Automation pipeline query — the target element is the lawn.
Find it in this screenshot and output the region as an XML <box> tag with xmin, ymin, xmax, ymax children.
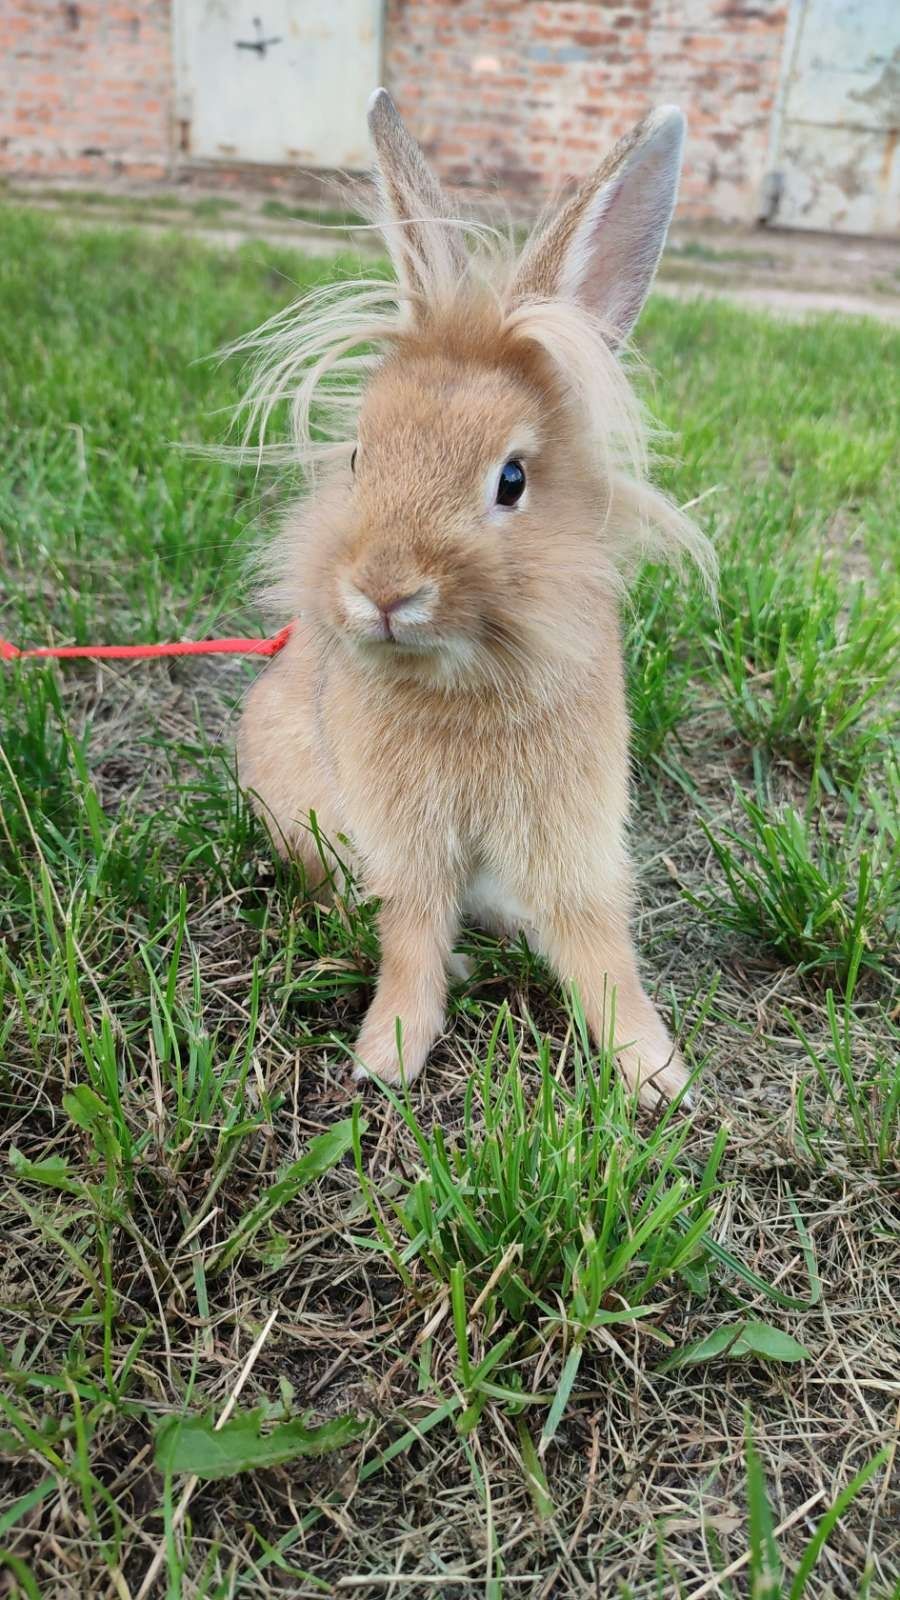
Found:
<box><xmin>0</xmin><ymin>205</ymin><xmax>898</xmax><ymax>1599</ymax></box>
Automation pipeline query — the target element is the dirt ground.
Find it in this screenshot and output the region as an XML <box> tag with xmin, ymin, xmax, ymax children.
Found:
<box><xmin>7</xmin><ymin>173</ymin><xmax>900</xmax><ymax>325</ymax></box>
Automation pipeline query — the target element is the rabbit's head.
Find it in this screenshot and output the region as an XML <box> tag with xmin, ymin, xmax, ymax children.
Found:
<box><xmin>242</xmin><ymin>91</ymin><xmax>712</xmax><ymax>687</ymax></box>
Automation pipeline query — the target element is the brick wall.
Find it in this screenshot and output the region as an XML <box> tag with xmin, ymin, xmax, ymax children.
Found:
<box><xmin>0</xmin><ymin>0</ymin><xmax>789</xmax><ymax>224</ymax></box>
<box><xmin>0</xmin><ymin>1</ymin><xmax>172</xmax><ymax>180</ymax></box>
<box><xmin>385</xmin><ymin>0</ymin><xmax>789</xmax><ymax>223</ymax></box>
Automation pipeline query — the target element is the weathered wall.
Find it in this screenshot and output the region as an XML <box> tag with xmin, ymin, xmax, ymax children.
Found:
<box><xmin>1</xmin><ymin>0</ymin><xmax>789</xmax><ymax>224</ymax></box>
<box><xmin>0</xmin><ymin>2</ymin><xmax>172</xmax><ymax>180</ymax></box>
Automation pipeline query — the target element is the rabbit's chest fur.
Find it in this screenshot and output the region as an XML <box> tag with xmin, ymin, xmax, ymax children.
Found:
<box><xmin>322</xmin><ymin>647</ymin><xmax>630</xmax><ymax>912</ymax></box>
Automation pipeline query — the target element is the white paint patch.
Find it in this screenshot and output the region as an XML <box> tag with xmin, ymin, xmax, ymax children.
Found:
<box><xmin>173</xmin><ymin>1</ymin><xmax>382</xmax><ymax>169</ymax></box>
<box><xmin>771</xmin><ymin>0</ymin><xmax>900</xmax><ymax>236</ymax></box>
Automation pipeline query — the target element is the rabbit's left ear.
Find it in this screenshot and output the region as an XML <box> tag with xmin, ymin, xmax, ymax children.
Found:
<box><xmin>511</xmin><ymin>108</ymin><xmax>685</xmax><ymax>344</ymax></box>
<box><xmin>368</xmin><ymin>88</ymin><xmax>467</xmax><ymax>302</ymax></box>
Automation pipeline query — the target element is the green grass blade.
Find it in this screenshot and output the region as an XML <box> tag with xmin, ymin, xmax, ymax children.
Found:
<box><xmin>788</xmin><ymin>1447</ymin><xmax>889</xmax><ymax>1600</ymax></box>
<box><xmin>539</xmin><ymin>1345</ymin><xmax>582</xmax><ymax>1457</ymax></box>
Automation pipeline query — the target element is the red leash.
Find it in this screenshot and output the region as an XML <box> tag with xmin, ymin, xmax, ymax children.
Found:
<box><xmin>0</xmin><ymin>623</ymin><xmax>293</xmax><ymax>663</ymax></box>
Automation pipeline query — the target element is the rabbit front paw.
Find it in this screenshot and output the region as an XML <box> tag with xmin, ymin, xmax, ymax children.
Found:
<box><xmin>352</xmin><ymin>1006</ymin><xmax>437</xmax><ymax>1087</ymax></box>
<box><xmin>617</xmin><ymin>1039</ymin><xmax>693</xmax><ymax>1110</ymax></box>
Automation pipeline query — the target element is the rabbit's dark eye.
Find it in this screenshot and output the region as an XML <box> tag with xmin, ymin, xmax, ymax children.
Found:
<box><xmin>350</xmin><ymin>447</ymin><xmax>358</xmax><ymax>473</ymax></box>
<box><xmin>496</xmin><ymin>459</ymin><xmax>526</xmax><ymax>507</ymax></box>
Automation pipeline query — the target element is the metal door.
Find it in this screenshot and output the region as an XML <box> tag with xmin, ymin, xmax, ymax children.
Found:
<box><xmin>173</xmin><ymin>1</ymin><xmax>383</xmax><ymax>169</ymax></box>
<box><xmin>770</xmin><ymin>0</ymin><xmax>899</xmax><ymax>235</ymax></box>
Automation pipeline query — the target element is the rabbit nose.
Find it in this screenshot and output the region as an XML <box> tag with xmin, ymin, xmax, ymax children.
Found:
<box><xmin>379</xmin><ymin>586</ymin><xmax>431</xmax><ymax>618</ymax></box>
<box><xmin>341</xmin><ymin>578</ymin><xmax>438</xmax><ymax>639</ymax></box>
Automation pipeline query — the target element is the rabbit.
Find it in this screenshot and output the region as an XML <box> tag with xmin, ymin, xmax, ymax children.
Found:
<box><xmin>236</xmin><ymin>89</ymin><xmax>713</xmax><ymax>1106</ymax></box>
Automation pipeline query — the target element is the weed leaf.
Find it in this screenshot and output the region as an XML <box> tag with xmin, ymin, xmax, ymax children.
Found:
<box><xmin>739</xmin><ymin>1321</ymin><xmax>809</xmax><ymax>1363</ymax></box>
<box><xmin>155</xmin><ymin>1407</ymin><xmax>366</xmax><ymax>1480</ymax></box>
<box><xmin>660</xmin><ymin>1320</ymin><xmax>809</xmax><ymax>1371</ymax></box>
<box><xmin>209</xmin><ymin>1117</ymin><xmax>361</xmax><ymax>1275</ymax></box>
<box><xmin>8</xmin><ymin>1149</ymin><xmax>81</xmax><ymax>1195</ymax></box>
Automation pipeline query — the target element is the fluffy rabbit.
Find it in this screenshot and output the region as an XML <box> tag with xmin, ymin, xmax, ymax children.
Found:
<box><xmin>236</xmin><ymin>89</ymin><xmax>712</xmax><ymax>1105</ymax></box>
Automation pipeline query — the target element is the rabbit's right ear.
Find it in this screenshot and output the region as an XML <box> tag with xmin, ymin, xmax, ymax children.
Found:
<box><xmin>368</xmin><ymin>88</ymin><xmax>467</xmax><ymax>304</ymax></box>
<box><xmin>510</xmin><ymin>108</ymin><xmax>685</xmax><ymax>345</ymax></box>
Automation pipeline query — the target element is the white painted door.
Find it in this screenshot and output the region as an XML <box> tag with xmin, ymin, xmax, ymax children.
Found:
<box><xmin>173</xmin><ymin>1</ymin><xmax>382</xmax><ymax>169</ymax></box>
<box><xmin>771</xmin><ymin>0</ymin><xmax>900</xmax><ymax>235</ymax></box>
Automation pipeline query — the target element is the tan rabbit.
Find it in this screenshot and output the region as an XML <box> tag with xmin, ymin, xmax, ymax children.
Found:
<box><xmin>236</xmin><ymin>89</ymin><xmax>713</xmax><ymax>1105</ymax></box>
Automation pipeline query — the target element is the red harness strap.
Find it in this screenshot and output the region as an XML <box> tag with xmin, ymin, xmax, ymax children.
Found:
<box><xmin>0</xmin><ymin>623</ymin><xmax>294</xmax><ymax>663</ymax></box>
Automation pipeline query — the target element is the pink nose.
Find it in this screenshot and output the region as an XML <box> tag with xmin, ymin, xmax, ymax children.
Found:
<box><xmin>378</xmin><ymin>591</ymin><xmax>420</xmax><ymax>618</ymax></box>
<box><xmin>357</xmin><ymin>582</ymin><xmax>435</xmax><ymax>621</ymax></box>
<box><xmin>342</xmin><ymin>578</ymin><xmax>437</xmax><ymax>639</ymax></box>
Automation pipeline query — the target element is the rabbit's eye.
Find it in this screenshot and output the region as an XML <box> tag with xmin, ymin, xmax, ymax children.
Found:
<box><xmin>350</xmin><ymin>447</ymin><xmax>358</xmax><ymax>473</ymax></box>
<box><xmin>496</xmin><ymin>459</ymin><xmax>526</xmax><ymax>507</ymax></box>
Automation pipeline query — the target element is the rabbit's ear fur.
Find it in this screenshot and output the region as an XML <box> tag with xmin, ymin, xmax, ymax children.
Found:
<box><xmin>367</xmin><ymin>87</ymin><xmax>467</xmax><ymax>302</ymax></box>
<box><xmin>511</xmin><ymin>108</ymin><xmax>685</xmax><ymax>344</ymax></box>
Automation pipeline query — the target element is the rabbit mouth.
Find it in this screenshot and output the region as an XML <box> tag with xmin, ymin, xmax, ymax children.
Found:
<box><xmin>355</xmin><ymin>631</ymin><xmax>434</xmax><ymax>654</ymax></box>
<box><xmin>344</xmin><ymin>625</ymin><xmax>481</xmax><ymax>685</ymax></box>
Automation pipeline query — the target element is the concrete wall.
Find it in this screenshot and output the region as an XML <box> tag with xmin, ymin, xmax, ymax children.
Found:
<box><xmin>1</xmin><ymin>0</ymin><xmax>790</xmax><ymax>224</ymax></box>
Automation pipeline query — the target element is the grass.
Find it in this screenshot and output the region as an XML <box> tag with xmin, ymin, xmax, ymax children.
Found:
<box><xmin>353</xmin><ymin>1010</ymin><xmax>730</xmax><ymax>1452</ymax></box>
<box><xmin>691</xmin><ymin>777</ymin><xmax>898</xmax><ymax>982</ymax></box>
<box><xmin>0</xmin><ymin>204</ymin><xmax>898</xmax><ymax>1596</ymax></box>
<box><xmin>8</xmin><ymin>185</ymin><xmax>245</xmax><ymax>229</ymax></box>
<box><xmin>259</xmin><ymin>198</ymin><xmax>369</xmax><ymax>229</ymax></box>
<box><xmin>13</xmin><ymin>183</ymin><xmax>369</xmax><ymax>233</ymax></box>
<box><xmin>664</xmin><ymin>238</ymin><xmax>779</xmax><ymax>268</ymax></box>
<box><xmin>710</xmin><ymin>561</ymin><xmax>898</xmax><ymax>782</ymax></box>
<box><xmin>787</xmin><ymin>969</ymin><xmax>900</xmax><ymax>1176</ymax></box>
